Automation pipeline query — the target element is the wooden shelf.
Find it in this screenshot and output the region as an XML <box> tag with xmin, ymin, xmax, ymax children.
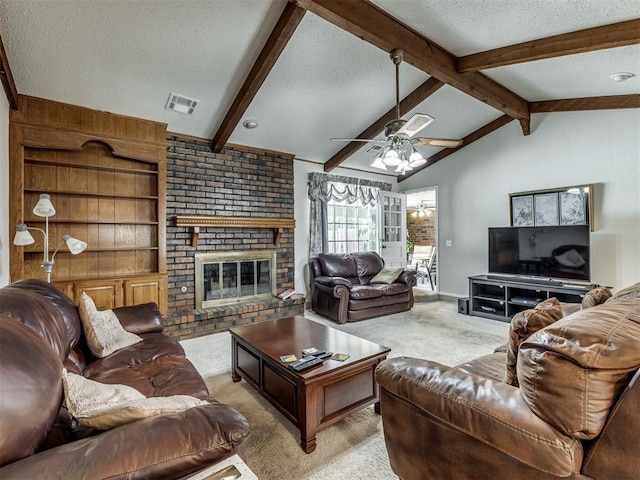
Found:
<box><xmin>25</xmin><ymin>158</ymin><xmax>158</xmax><ymax>175</ymax></box>
<box><xmin>24</xmin><ymin>246</ymin><xmax>158</xmax><ymax>254</ymax></box>
<box><xmin>23</xmin><ymin>220</ymin><xmax>159</xmax><ymax>225</ymax></box>
<box><xmin>175</xmin><ymin>215</ymin><xmax>295</xmax><ymax>247</ymax></box>
<box><xmin>24</xmin><ymin>188</ymin><xmax>158</xmax><ymax>200</ymax></box>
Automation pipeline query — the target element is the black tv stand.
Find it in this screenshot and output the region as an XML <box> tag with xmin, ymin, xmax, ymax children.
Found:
<box><xmin>469</xmin><ymin>275</ymin><xmax>595</xmax><ymax>322</ymax></box>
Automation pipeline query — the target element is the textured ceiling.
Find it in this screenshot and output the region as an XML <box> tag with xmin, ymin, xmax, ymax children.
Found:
<box><xmin>1</xmin><ymin>0</ymin><xmax>638</xmax><ymax>177</ymax></box>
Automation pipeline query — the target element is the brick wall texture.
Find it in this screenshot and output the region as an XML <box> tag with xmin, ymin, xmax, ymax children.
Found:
<box><xmin>165</xmin><ymin>136</ymin><xmax>302</xmax><ymax>340</ymax></box>
<box><xmin>407</xmin><ymin>211</ymin><xmax>437</xmax><ymax>246</ymax></box>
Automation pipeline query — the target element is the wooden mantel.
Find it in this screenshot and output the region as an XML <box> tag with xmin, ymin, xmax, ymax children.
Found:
<box><xmin>175</xmin><ymin>215</ymin><xmax>296</xmax><ymax>247</ymax></box>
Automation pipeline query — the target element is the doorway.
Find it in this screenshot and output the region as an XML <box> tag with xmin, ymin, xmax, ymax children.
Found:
<box><xmin>405</xmin><ymin>187</ymin><xmax>438</xmax><ymax>294</ymax></box>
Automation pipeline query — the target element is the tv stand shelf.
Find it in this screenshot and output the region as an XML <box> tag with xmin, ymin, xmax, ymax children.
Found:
<box><xmin>469</xmin><ymin>275</ymin><xmax>595</xmax><ymax>322</ymax></box>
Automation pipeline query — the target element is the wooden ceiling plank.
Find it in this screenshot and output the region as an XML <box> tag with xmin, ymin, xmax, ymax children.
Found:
<box><xmin>324</xmin><ymin>77</ymin><xmax>444</xmax><ymax>172</ymax></box>
<box><xmin>458</xmin><ymin>19</ymin><xmax>640</xmax><ymax>73</ymax></box>
<box><xmin>211</xmin><ymin>3</ymin><xmax>305</xmax><ymax>153</ymax></box>
<box><xmin>0</xmin><ymin>35</ymin><xmax>19</xmax><ymax>109</ymax></box>
<box><xmin>399</xmin><ymin>115</ymin><xmax>514</xmax><ymax>182</ymax></box>
<box><xmin>290</xmin><ymin>0</ymin><xmax>529</xmax><ymax>122</ymax></box>
<box><xmin>530</xmin><ymin>94</ymin><xmax>640</xmax><ymax>113</ymax></box>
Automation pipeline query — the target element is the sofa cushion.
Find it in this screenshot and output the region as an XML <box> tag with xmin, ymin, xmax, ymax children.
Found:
<box><xmin>582</xmin><ymin>286</ymin><xmax>613</xmax><ymax>309</ymax></box>
<box><xmin>0</xmin><ymin>287</ymin><xmax>70</xmax><ymax>360</ymax></box>
<box><xmin>349</xmin><ymin>290</ymin><xmax>411</xmax><ymax>311</ymax></box>
<box><xmin>377</xmin><ymin>282</ymin><xmax>410</xmax><ymax>296</ymax></box>
<box><xmin>517</xmin><ymin>299</ymin><xmax>640</xmax><ymax>439</ymax></box>
<box><xmin>505</xmin><ymin>297</ymin><xmax>563</xmax><ymax>386</ymax></box>
<box><xmin>370</xmin><ymin>267</ymin><xmax>403</xmax><ymax>284</ymax></box>
<box><xmin>608</xmin><ymin>282</ymin><xmax>640</xmax><ymax>301</ymax></box>
<box><xmin>9</xmin><ymin>279</ymin><xmax>84</xmax><ymax>350</ymax></box>
<box><xmin>349</xmin><ymin>285</ymin><xmax>384</xmax><ymax>300</ymax></box>
<box><xmin>0</xmin><ymin>317</ymin><xmax>63</xmax><ymax>467</ymax></box>
<box><xmin>317</xmin><ymin>253</ymin><xmax>357</xmax><ymax>278</ymax></box>
<box><xmin>62</xmin><ymin>370</ymin><xmax>207</xmax><ymax>430</ymax></box>
<box><xmin>78</xmin><ymin>293</ymin><xmax>142</xmax><ymax>358</ymax></box>
<box><xmin>352</xmin><ymin>251</ymin><xmax>384</xmax><ymax>284</ymax></box>
<box><xmin>113</xmin><ymin>303</ymin><xmax>164</xmax><ymax>335</ymax></box>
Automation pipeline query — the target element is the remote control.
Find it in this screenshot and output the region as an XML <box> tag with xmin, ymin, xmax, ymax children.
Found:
<box><xmin>288</xmin><ymin>356</ymin><xmax>317</xmax><ymax>369</ymax></box>
<box><xmin>316</xmin><ymin>351</ymin><xmax>333</xmax><ymax>359</ymax></box>
<box><xmin>290</xmin><ymin>356</ymin><xmax>323</xmax><ymax>372</ymax></box>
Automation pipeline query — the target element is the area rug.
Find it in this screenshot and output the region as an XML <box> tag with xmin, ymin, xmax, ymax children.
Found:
<box><xmin>181</xmin><ymin>299</ymin><xmax>509</xmax><ymax>480</ymax></box>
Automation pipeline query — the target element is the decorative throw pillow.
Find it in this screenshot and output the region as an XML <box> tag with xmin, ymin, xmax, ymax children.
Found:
<box><xmin>78</xmin><ymin>292</ymin><xmax>142</xmax><ymax>358</ymax></box>
<box><xmin>61</xmin><ymin>369</ymin><xmax>208</xmax><ymax>430</ymax></box>
<box><xmin>582</xmin><ymin>286</ymin><xmax>613</xmax><ymax>309</ymax></box>
<box><xmin>505</xmin><ymin>297</ymin><xmax>563</xmax><ymax>387</ymax></box>
<box><xmin>370</xmin><ymin>267</ymin><xmax>403</xmax><ymax>284</ymax></box>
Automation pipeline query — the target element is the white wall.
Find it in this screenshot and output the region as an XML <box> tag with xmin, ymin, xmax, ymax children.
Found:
<box><xmin>0</xmin><ymin>93</ymin><xmax>9</xmax><ymax>287</ymax></box>
<box><xmin>293</xmin><ymin>161</ymin><xmax>398</xmax><ymax>296</ymax></box>
<box><xmin>400</xmin><ymin>109</ymin><xmax>640</xmax><ymax>295</ymax></box>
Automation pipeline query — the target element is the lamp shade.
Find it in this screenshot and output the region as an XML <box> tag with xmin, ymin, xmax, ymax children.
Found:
<box><xmin>409</xmin><ymin>151</ymin><xmax>427</xmax><ymax>167</ymax></box>
<box><xmin>33</xmin><ymin>193</ymin><xmax>56</xmax><ymax>217</ymax></box>
<box><xmin>371</xmin><ymin>157</ymin><xmax>388</xmax><ymax>170</ymax></box>
<box><xmin>62</xmin><ymin>234</ymin><xmax>88</xmax><ymax>255</ymax></box>
<box><xmin>13</xmin><ymin>224</ymin><xmax>35</xmax><ymax>246</ymax></box>
<box><xmin>382</xmin><ymin>148</ymin><xmax>400</xmax><ymax>166</ymax></box>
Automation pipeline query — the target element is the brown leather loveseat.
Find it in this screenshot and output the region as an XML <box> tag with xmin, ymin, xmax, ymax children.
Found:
<box><xmin>310</xmin><ymin>251</ymin><xmax>416</xmax><ymax>323</ymax></box>
<box><xmin>376</xmin><ymin>282</ymin><xmax>640</xmax><ymax>479</ymax></box>
<box><xmin>0</xmin><ymin>279</ymin><xmax>250</xmax><ymax>479</ymax></box>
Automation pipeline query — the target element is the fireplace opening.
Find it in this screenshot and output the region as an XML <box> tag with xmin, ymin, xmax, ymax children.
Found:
<box><xmin>195</xmin><ymin>250</ymin><xmax>277</xmax><ymax>308</ymax></box>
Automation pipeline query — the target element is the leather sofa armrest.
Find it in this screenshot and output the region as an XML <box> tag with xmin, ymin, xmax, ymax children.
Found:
<box><xmin>0</xmin><ymin>402</ymin><xmax>250</xmax><ymax>479</ymax></box>
<box><xmin>113</xmin><ymin>302</ymin><xmax>164</xmax><ymax>334</ymax></box>
<box><xmin>376</xmin><ymin>357</ymin><xmax>583</xmax><ymax>477</ymax></box>
<box><xmin>395</xmin><ymin>270</ymin><xmax>417</xmax><ymax>287</ymax></box>
<box><xmin>314</xmin><ymin>276</ymin><xmax>353</xmax><ymax>289</ymax></box>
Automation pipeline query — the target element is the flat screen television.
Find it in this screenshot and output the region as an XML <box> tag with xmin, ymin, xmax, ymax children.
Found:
<box><xmin>488</xmin><ymin>225</ymin><xmax>590</xmax><ymax>282</ymax></box>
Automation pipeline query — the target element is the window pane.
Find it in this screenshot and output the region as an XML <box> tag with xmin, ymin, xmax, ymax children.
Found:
<box><xmin>222</xmin><ymin>262</ymin><xmax>238</xmax><ymax>298</ymax></box>
<box><xmin>204</xmin><ymin>263</ymin><xmax>220</xmax><ymax>300</ymax></box>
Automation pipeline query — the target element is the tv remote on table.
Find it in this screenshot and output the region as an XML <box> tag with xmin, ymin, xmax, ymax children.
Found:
<box><xmin>289</xmin><ymin>356</ymin><xmax>323</xmax><ymax>372</ymax></box>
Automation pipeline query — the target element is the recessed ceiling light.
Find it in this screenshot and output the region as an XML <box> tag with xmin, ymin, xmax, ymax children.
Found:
<box><xmin>243</xmin><ymin>119</ymin><xmax>259</xmax><ymax>129</ymax></box>
<box><xmin>610</xmin><ymin>72</ymin><xmax>635</xmax><ymax>82</ymax></box>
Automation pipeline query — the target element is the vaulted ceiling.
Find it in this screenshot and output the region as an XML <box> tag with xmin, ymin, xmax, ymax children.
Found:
<box><xmin>1</xmin><ymin>0</ymin><xmax>639</xmax><ymax>182</ymax></box>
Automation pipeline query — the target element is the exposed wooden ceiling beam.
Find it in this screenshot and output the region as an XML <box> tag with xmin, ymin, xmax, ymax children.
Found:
<box><xmin>530</xmin><ymin>94</ymin><xmax>640</xmax><ymax>113</ymax></box>
<box><xmin>0</xmin><ymin>35</ymin><xmax>19</xmax><ymax>109</ymax></box>
<box><xmin>399</xmin><ymin>115</ymin><xmax>514</xmax><ymax>182</ymax></box>
<box><xmin>290</xmin><ymin>0</ymin><xmax>530</xmax><ymax>126</ymax></box>
<box><xmin>211</xmin><ymin>3</ymin><xmax>305</xmax><ymax>153</ymax></box>
<box><xmin>458</xmin><ymin>19</ymin><xmax>640</xmax><ymax>73</ymax></box>
<box><xmin>324</xmin><ymin>77</ymin><xmax>444</xmax><ymax>172</ymax></box>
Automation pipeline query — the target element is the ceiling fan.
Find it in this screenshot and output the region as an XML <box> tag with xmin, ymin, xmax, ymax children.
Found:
<box><xmin>331</xmin><ymin>49</ymin><xmax>462</xmax><ymax>174</ymax></box>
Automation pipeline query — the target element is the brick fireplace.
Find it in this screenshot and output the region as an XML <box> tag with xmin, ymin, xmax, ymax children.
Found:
<box><xmin>164</xmin><ymin>136</ymin><xmax>303</xmax><ymax>340</ymax></box>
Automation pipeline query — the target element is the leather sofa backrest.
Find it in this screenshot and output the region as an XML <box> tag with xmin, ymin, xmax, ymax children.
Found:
<box><xmin>352</xmin><ymin>252</ymin><xmax>384</xmax><ymax>284</ymax></box>
<box><xmin>0</xmin><ymin>286</ymin><xmax>70</xmax><ymax>361</ymax></box>
<box><xmin>517</xmin><ymin>298</ymin><xmax>640</xmax><ymax>439</ymax></box>
<box><xmin>9</xmin><ymin>279</ymin><xmax>84</xmax><ymax>350</ymax></box>
<box><xmin>0</xmin><ymin>316</ymin><xmax>63</xmax><ymax>467</ymax></box>
<box><xmin>317</xmin><ymin>253</ymin><xmax>358</xmax><ymax>280</ymax></box>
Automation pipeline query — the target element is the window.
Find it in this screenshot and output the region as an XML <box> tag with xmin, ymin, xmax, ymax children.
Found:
<box><xmin>325</xmin><ymin>198</ymin><xmax>377</xmax><ymax>254</ymax></box>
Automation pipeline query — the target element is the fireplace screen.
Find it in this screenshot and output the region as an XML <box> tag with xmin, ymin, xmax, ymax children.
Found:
<box><xmin>195</xmin><ymin>251</ymin><xmax>276</xmax><ymax>308</ymax></box>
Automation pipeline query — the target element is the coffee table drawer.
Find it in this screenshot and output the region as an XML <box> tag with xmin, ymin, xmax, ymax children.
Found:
<box><xmin>323</xmin><ymin>367</ymin><xmax>375</xmax><ymax>418</ymax></box>
<box><xmin>237</xmin><ymin>344</ymin><xmax>260</xmax><ymax>385</ymax></box>
<box><xmin>264</xmin><ymin>363</ymin><xmax>297</xmax><ymax>419</ymax></box>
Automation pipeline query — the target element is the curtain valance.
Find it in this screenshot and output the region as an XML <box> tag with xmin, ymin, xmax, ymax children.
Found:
<box><xmin>307</xmin><ymin>172</ymin><xmax>391</xmax><ymax>207</ymax></box>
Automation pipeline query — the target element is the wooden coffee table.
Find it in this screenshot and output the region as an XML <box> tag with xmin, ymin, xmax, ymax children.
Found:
<box><xmin>229</xmin><ymin>316</ymin><xmax>390</xmax><ymax>453</ymax></box>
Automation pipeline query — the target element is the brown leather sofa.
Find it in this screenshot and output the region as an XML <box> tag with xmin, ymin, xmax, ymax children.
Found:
<box><xmin>376</xmin><ymin>283</ymin><xmax>640</xmax><ymax>479</ymax></box>
<box><xmin>0</xmin><ymin>279</ymin><xmax>250</xmax><ymax>479</ymax></box>
<box><xmin>310</xmin><ymin>252</ymin><xmax>416</xmax><ymax>323</ymax></box>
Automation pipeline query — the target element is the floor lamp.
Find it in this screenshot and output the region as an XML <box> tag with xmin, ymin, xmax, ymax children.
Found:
<box><xmin>13</xmin><ymin>193</ymin><xmax>88</xmax><ymax>283</ymax></box>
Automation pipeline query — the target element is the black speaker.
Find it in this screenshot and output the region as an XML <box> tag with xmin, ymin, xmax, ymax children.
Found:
<box><xmin>458</xmin><ymin>297</ymin><xmax>469</xmax><ymax>315</ymax></box>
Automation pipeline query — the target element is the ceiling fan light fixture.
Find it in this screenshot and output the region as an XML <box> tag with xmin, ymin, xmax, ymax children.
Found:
<box><xmin>371</xmin><ymin>157</ymin><xmax>388</xmax><ymax>170</ymax></box>
<box><xmin>382</xmin><ymin>148</ymin><xmax>400</xmax><ymax>166</ymax></box>
<box><xmin>409</xmin><ymin>151</ymin><xmax>425</xmax><ymax>167</ymax></box>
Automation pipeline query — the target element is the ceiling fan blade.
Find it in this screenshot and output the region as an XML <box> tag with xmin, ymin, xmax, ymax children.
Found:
<box><xmin>395</xmin><ymin>113</ymin><xmax>435</xmax><ymax>138</ymax></box>
<box><xmin>330</xmin><ymin>137</ymin><xmax>387</xmax><ymax>144</ymax></box>
<box><xmin>414</xmin><ymin>137</ymin><xmax>463</xmax><ymax>148</ymax></box>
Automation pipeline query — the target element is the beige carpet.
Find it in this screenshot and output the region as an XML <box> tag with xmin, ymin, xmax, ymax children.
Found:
<box><xmin>181</xmin><ymin>299</ymin><xmax>509</xmax><ymax>480</ymax></box>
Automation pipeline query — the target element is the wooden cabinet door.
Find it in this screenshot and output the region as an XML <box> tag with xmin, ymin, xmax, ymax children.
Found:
<box><xmin>52</xmin><ymin>281</ymin><xmax>75</xmax><ymax>301</ymax></box>
<box><xmin>76</xmin><ymin>280</ymin><xmax>123</xmax><ymax>310</ymax></box>
<box><xmin>124</xmin><ymin>275</ymin><xmax>167</xmax><ymax>316</ymax></box>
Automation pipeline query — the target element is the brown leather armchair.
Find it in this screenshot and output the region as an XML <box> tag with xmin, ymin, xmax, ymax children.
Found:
<box><xmin>376</xmin><ymin>283</ymin><xmax>640</xmax><ymax>479</ymax></box>
<box><xmin>309</xmin><ymin>252</ymin><xmax>416</xmax><ymax>323</ymax></box>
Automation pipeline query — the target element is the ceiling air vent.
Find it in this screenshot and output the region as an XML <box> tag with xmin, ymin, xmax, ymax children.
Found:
<box><xmin>364</xmin><ymin>144</ymin><xmax>385</xmax><ymax>156</ymax></box>
<box><xmin>165</xmin><ymin>93</ymin><xmax>198</xmax><ymax>115</ymax></box>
